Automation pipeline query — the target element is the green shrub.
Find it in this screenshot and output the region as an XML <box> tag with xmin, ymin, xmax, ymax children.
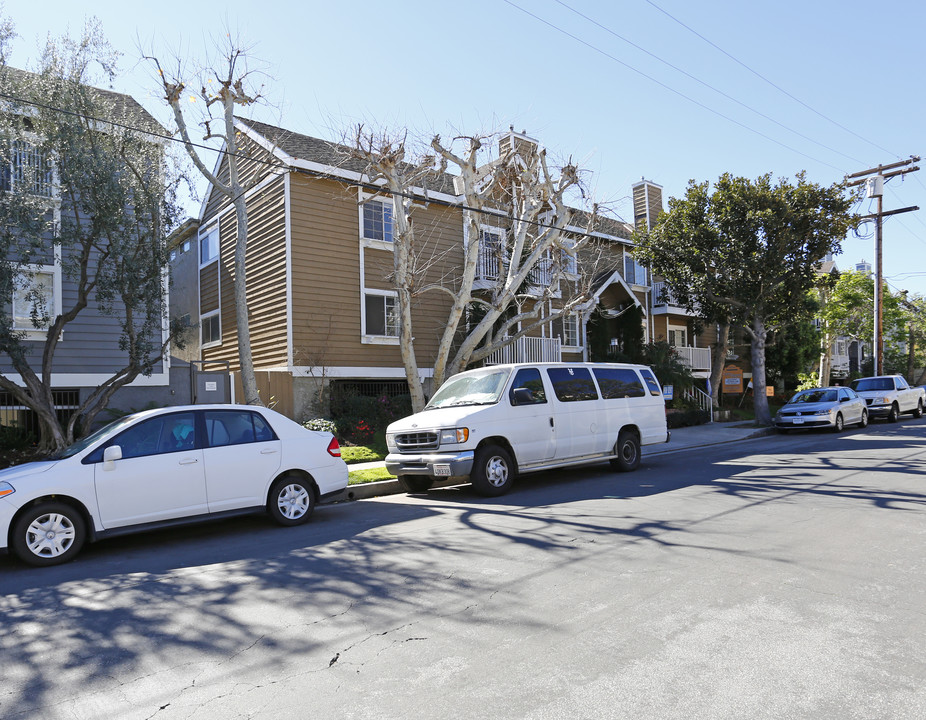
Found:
<box><xmin>0</xmin><ymin>425</ymin><xmax>36</xmax><ymax>451</ymax></box>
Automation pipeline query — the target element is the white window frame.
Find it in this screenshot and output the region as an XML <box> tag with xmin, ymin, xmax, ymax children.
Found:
<box><xmin>3</xmin><ymin>137</ymin><xmax>57</xmax><ymax>199</ymax></box>
<box><xmin>11</xmin><ymin>264</ymin><xmax>62</xmax><ymax>340</ymax></box>
<box><xmin>624</xmin><ymin>253</ymin><xmax>648</xmax><ymax>287</ymax></box>
<box><xmin>362</xmin><ymin>289</ymin><xmax>399</xmax><ymax>344</ymax></box>
<box><xmin>199</xmin><ymin>225</ymin><xmax>219</xmax><ymax>267</ymax></box>
<box><xmin>200</xmin><ymin>310</ymin><xmax>221</xmax><ymax>349</ymax></box>
<box><xmin>360</xmin><ymin>194</ymin><xmax>395</xmax><ymax>250</ymax></box>
<box><xmin>561</xmin><ymin>239</ymin><xmax>578</xmax><ymax>277</ymax></box>
<box><xmin>476</xmin><ymin>224</ymin><xmax>507</xmax><ymax>286</ymax></box>
<box><xmin>667</xmin><ymin>323</ymin><xmax>687</xmax><ymax>347</ymax></box>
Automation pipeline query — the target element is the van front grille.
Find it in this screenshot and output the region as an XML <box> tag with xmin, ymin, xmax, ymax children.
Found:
<box><xmin>395</xmin><ymin>431</ymin><xmax>439</xmax><ymax>451</ymax></box>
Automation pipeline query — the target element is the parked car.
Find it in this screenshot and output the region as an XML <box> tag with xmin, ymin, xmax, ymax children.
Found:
<box><xmin>385</xmin><ymin>362</ymin><xmax>669</xmax><ymax>497</ymax></box>
<box><xmin>849</xmin><ymin>375</ymin><xmax>925</xmax><ymax>422</ymax></box>
<box><xmin>774</xmin><ymin>387</ymin><xmax>868</xmax><ymax>432</ymax></box>
<box><xmin>0</xmin><ymin>405</ymin><xmax>348</xmax><ymax>567</ymax></box>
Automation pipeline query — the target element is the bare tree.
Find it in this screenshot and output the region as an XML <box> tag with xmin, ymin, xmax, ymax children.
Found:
<box><xmin>144</xmin><ymin>36</ymin><xmax>280</xmax><ymax>405</ymax></box>
<box><xmin>350</xmin><ymin>127</ymin><xmax>602</xmax><ymax>411</ymax></box>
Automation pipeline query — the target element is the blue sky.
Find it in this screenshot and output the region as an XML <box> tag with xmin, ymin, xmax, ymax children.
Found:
<box><xmin>7</xmin><ymin>0</ymin><xmax>926</xmax><ymax>295</ymax></box>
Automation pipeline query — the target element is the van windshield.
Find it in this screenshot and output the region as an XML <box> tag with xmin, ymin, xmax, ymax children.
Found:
<box><xmin>425</xmin><ymin>368</ymin><xmax>511</xmax><ymax>409</ymax></box>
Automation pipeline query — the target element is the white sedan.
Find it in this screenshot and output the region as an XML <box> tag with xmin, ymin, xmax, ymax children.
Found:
<box><xmin>0</xmin><ymin>405</ymin><xmax>348</xmax><ymax>567</ymax></box>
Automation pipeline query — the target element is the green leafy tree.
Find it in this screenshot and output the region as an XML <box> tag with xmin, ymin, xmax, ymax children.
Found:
<box><xmin>765</xmin><ymin>292</ymin><xmax>821</xmax><ymax>390</ymax></box>
<box><xmin>634</xmin><ymin>173</ymin><xmax>856</xmax><ymax>425</ymax></box>
<box><xmin>820</xmin><ymin>269</ymin><xmax>907</xmax><ymax>374</ymax></box>
<box><xmin>0</xmin><ymin>20</ymin><xmax>184</xmax><ymax>451</ymax></box>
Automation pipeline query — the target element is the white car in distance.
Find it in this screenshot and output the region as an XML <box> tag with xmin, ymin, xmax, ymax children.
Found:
<box><xmin>0</xmin><ymin>405</ymin><xmax>348</xmax><ymax>567</ymax></box>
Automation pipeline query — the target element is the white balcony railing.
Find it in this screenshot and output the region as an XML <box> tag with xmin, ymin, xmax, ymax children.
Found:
<box><xmin>672</xmin><ymin>346</ymin><xmax>711</xmax><ymax>372</ymax></box>
<box><xmin>484</xmin><ymin>336</ymin><xmax>562</xmax><ymax>365</ymax></box>
<box><xmin>652</xmin><ymin>281</ymin><xmax>699</xmax><ymax>315</ymax></box>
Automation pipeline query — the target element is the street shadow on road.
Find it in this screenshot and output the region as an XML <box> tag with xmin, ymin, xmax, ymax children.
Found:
<box><xmin>1</xmin><ymin>422</ymin><xmax>923</xmax><ymax>718</ymax></box>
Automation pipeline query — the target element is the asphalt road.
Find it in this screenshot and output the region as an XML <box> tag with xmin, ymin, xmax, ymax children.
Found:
<box><xmin>2</xmin><ymin>419</ymin><xmax>925</xmax><ymax>719</ymax></box>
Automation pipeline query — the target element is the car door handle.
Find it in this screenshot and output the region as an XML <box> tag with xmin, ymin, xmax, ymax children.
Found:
<box><xmin>260</xmin><ymin>449</ymin><xmax>278</xmax><ymax>455</ymax></box>
<box><xmin>179</xmin><ymin>458</ymin><xmax>199</xmax><ymax>465</ymax></box>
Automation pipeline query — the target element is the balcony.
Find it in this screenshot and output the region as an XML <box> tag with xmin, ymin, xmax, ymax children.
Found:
<box><xmin>672</xmin><ymin>345</ymin><xmax>711</xmax><ymax>372</ymax></box>
<box><xmin>484</xmin><ymin>336</ymin><xmax>562</xmax><ymax>365</ymax></box>
<box><xmin>652</xmin><ymin>281</ymin><xmax>698</xmax><ymax>316</ymax></box>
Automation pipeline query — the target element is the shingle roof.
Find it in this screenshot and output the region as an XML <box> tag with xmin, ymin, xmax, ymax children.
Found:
<box><xmin>1</xmin><ymin>66</ymin><xmax>165</xmax><ymax>135</ymax></box>
<box><xmin>237</xmin><ymin>117</ymin><xmax>459</xmax><ymax>195</ymax></box>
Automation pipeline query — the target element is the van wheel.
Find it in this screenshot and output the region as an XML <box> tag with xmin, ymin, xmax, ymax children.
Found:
<box><xmin>397</xmin><ymin>475</ymin><xmax>433</xmax><ymax>493</ymax></box>
<box><xmin>471</xmin><ymin>444</ymin><xmax>515</xmax><ymax>496</ymax></box>
<box><xmin>611</xmin><ymin>430</ymin><xmax>641</xmax><ymax>472</ymax></box>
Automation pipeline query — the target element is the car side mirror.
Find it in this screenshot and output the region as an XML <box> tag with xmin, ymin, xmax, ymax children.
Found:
<box><xmin>840</xmin><ymin>397</ymin><xmax>849</xmax><ymax>403</ymax></box>
<box><xmin>511</xmin><ymin>387</ymin><xmax>534</xmax><ymax>406</ymax></box>
<box><xmin>103</xmin><ymin>445</ymin><xmax>122</xmax><ymax>469</ymax></box>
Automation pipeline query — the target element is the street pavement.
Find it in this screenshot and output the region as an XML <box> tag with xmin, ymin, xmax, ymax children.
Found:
<box><xmin>347</xmin><ymin>420</ymin><xmax>772</xmax><ymax>500</ymax></box>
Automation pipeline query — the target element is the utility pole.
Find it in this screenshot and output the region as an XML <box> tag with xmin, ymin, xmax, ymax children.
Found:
<box><xmin>846</xmin><ymin>157</ymin><xmax>920</xmax><ymax>375</ymax></box>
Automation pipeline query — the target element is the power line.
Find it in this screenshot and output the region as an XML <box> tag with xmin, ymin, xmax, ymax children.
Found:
<box><xmin>0</xmin><ymin>89</ymin><xmax>626</xmax><ymax>243</ymax></box>
<box><xmin>553</xmin><ymin>0</ymin><xmax>865</xmax><ymax>166</ymax></box>
<box><xmin>501</xmin><ymin>0</ymin><xmax>844</xmax><ymax>172</ymax></box>
<box><xmin>643</xmin><ymin>0</ymin><xmax>899</xmax><ymax>159</ymax></box>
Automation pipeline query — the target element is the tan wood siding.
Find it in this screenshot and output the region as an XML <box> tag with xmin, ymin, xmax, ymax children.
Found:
<box><xmin>203</xmin><ymin>176</ymin><xmax>288</xmax><ymax>371</ymax></box>
<box><xmin>200</xmin><ymin>262</ymin><xmax>219</xmax><ymax>313</ymax></box>
<box><xmin>288</xmin><ymin>174</ymin><xmax>463</xmax><ymax>372</ymax></box>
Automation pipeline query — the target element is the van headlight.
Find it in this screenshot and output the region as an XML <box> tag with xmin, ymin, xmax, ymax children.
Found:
<box><xmin>439</xmin><ymin>428</ymin><xmax>469</xmax><ymax>445</ymax></box>
<box><xmin>385</xmin><ymin>433</ymin><xmax>397</xmax><ymax>452</ymax></box>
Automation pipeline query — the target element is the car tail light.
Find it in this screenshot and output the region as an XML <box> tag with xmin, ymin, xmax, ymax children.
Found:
<box><xmin>327</xmin><ymin>437</ymin><xmax>341</xmax><ymax>458</ymax></box>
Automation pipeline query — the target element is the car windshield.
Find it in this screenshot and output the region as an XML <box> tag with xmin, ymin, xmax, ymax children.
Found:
<box><xmin>48</xmin><ymin>416</ymin><xmax>136</xmax><ymax>460</ymax></box>
<box><xmin>789</xmin><ymin>390</ymin><xmax>837</xmax><ymax>404</ymax></box>
<box><xmin>851</xmin><ymin>378</ymin><xmax>892</xmax><ymax>392</ymax></box>
<box><xmin>425</xmin><ymin>368</ymin><xmax>511</xmax><ymax>409</ymax></box>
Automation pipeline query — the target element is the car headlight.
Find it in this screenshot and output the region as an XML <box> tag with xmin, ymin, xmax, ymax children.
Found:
<box><xmin>0</xmin><ymin>481</ymin><xmax>15</xmax><ymax>498</ymax></box>
<box><xmin>439</xmin><ymin>428</ymin><xmax>469</xmax><ymax>445</ymax></box>
<box><xmin>812</xmin><ymin>409</ymin><xmax>832</xmax><ymax>416</ymax></box>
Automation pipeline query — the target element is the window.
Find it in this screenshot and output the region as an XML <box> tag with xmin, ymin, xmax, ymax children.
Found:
<box><xmin>624</xmin><ymin>255</ymin><xmax>648</xmax><ymax>286</ymax></box>
<box><xmin>509</xmin><ymin>367</ymin><xmax>547</xmax><ymax>405</ymax></box>
<box><xmin>205</xmin><ymin>410</ymin><xmax>277</xmax><ymax>447</ymax></box>
<box><xmin>12</xmin><ymin>269</ymin><xmax>57</xmax><ymax>334</ymax></box>
<box><xmin>200</xmin><ymin>227</ymin><xmax>219</xmax><ymax>264</ymax></box>
<box><xmin>477</xmin><ymin>227</ymin><xmax>505</xmax><ymax>280</ymax></box>
<box><xmin>546</xmin><ymin>367</ymin><xmax>599</xmax><ymax>402</ymax></box>
<box><xmin>638</xmin><ymin>368</ymin><xmax>663</xmax><ymax>397</ymax></box>
<box><xmin>668</xmin><ymin>327</ymin><xmax>687</xmax><ymax>347</ymax></box>
<box><xmin>593</xmin><ymin>368</ymin><xmax>646</xmax><ymax>399</ymax></box>
<box><xmin>182</xmin><ymin>240</ymin><xmax>191</xmax><ymax>253</ymax></box>
<box><xmin>552</xmin><ymin>311</ymin><xmax>582</xmax><ymax>348</ymax></box>
<box><xmin>109</xmin><ymin>412</ymin><xmax>198</xmax><ymax>459</ymax></box>
<box><xmin>562</xmin><ymin>240</ymin><xmax>578</xmax><ymax>275</ymax></box>
<box><xmin>362</xmin><ymin>199</ymin><xmax>394</xmax><ymax>243</ymax></box>
<box><xmin>364</xmin><ymin>292</ymin><xmax>398</xmax><ymax>337</ymax></box>
<box><xmin>1</xmin><ymin>139</ymin><xmax>54</xmax><ymax>197</ymax></box>
<box><xmin>201</xmin><ymin>311</ymin><xmax>221</xmax><ymax>346</ymax></box>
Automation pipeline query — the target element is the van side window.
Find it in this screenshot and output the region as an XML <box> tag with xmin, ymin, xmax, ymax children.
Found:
<box><xmin>593</xmin><ymin>368</ymin><xmax>646</xmax><ymax>399</ymax></box>
<box><xmin>638</xmin><ymin>368</ymin><xmax>662</xmax><ymax>397</ymax></box>
<box><xmin>509</xmin><ymin>368</ymin><xmax>547</xmax><ymax>405</ymax></box>
<box><xmin>546</xmin><ymin>367</ymin><xmax>599</xmax><ymax>402</ymax></box>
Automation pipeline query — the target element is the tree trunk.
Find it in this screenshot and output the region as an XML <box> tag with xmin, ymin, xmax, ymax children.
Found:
<box><xmin>818</xmin><ymin>329</ymin><xmax>832</xmax><ymax>387</ymax></box>
<box><xmin>749</xmin><ymin>318</ymin><xmax>772</xmax><ymax>426</ymax></box>
<box><xmin>709</xmin><ymin>321</ymin><xmax>730</xmax><ymax>410</ymax></box>
<box><xmin>232</xmin><ymin>192</ymin><xmax>260</xmax><ymax>405</ymax></box>
<box><xmin>906</xmin><ymin>326</ymin><xmax>916</xmax><ymax>383</ymax></box>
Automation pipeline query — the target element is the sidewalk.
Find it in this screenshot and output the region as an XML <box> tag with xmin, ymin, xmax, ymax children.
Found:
<box><xmin>344</xmin><ymin>421</ymin><xmax>772</xmax><ymax>501</ymax></box>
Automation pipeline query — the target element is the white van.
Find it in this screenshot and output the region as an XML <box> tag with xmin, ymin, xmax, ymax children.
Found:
<box><xmin>384</xmin><ymin>362</ymin><xmax>669</xmax><ymax>496</ymax></box>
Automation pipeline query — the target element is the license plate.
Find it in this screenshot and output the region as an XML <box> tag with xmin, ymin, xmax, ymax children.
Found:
<box><xmin>792</xmin><ymin>418</ymin><xmax>804</xmax><ymax>424</ymax></box>
<box><xmin>434</xmin><ymin>464</ymin><xmax>452</xmax><ymax>477</ymax></box>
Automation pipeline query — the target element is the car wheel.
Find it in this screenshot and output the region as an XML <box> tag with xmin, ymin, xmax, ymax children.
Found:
<box><xmin>471</xmin><ymin>444</ymin><xmax>515</xmax><ymax>497</ymax></box>
<box><xmin>914</xmin><ymin>399</ymin><xmax>924</xmax><ymax>419</ymax></box>
<box><xmin>11</xmin><ymin>502</ymin><xmax>86</xmax><ymax>567</ymax></box>
<box><xmin>268</xmin><ymin>475</ymin><xmax>316</xmax><ymax>526</ymax></box>
<box><xmin>888</xmin><ymin>403</ymin><xmax>900</xmax><ymax>423</ymax></box>
<box><xmin>832</xmin><ymin>413</ymin><xmax>844</xmax><ymax>432</ymax></box>
<box><xmin>858</xmin><ymin>409</ymin><xmax>869</xmax><ymax>428</ymax></box>
<box><xmin>610</xmin><ymin>430</ymin><xmax>641</xmax><ymax>472</ymax></box>
<box><xmin>397</xmin><ymin>475</ymin><xmax>434</xmax><ymax>493</ymax></box>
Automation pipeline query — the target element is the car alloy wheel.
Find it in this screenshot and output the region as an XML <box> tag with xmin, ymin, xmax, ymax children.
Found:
<box><xmin>268</xmin><ymin>476</ymin><xmax>316</xmax><ymax>526</ymax></box>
